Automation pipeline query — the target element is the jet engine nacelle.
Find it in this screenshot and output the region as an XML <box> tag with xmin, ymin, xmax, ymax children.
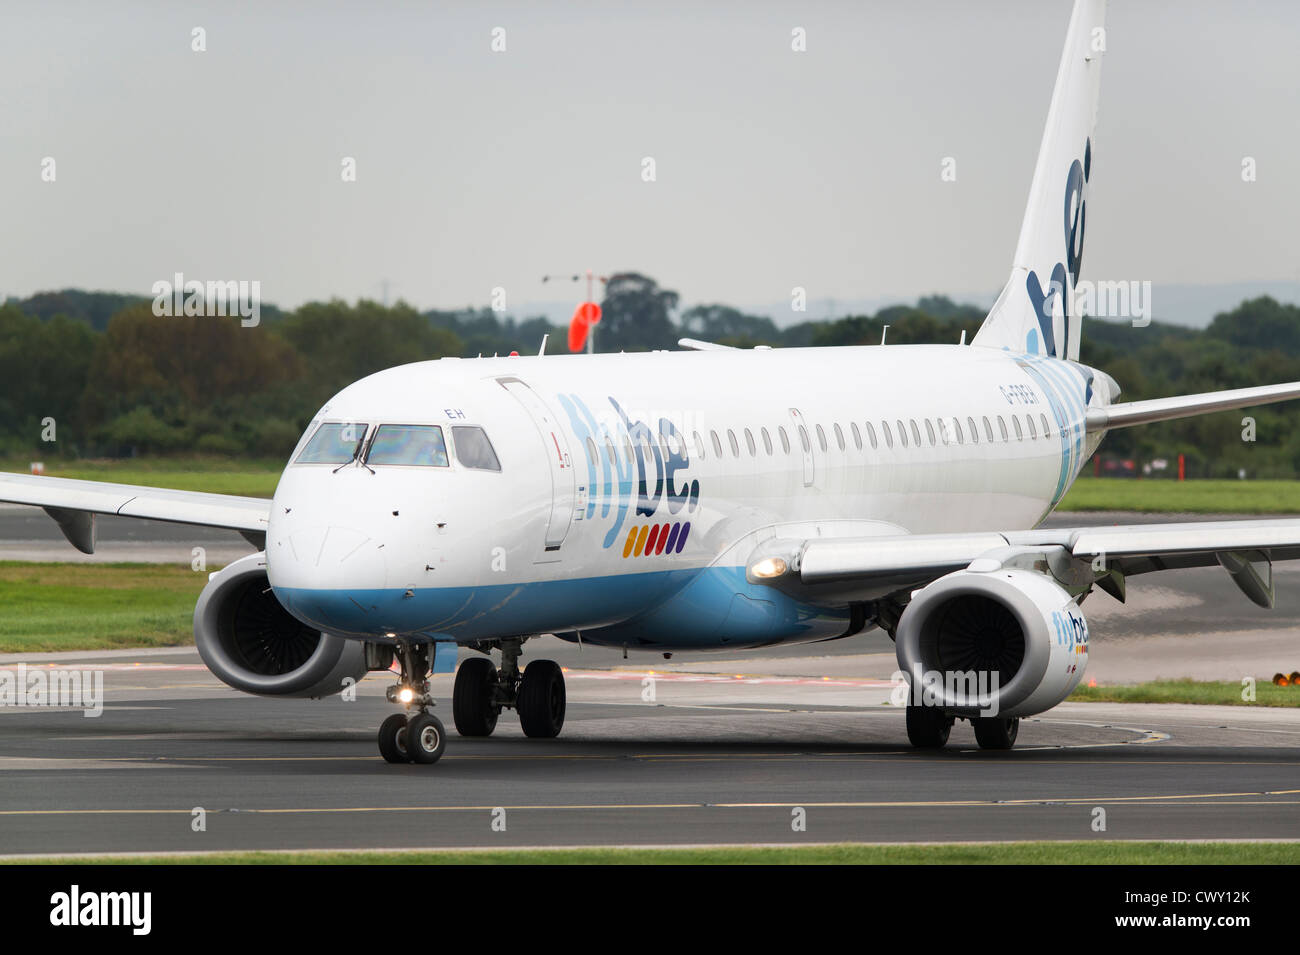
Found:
<box><xmin>194</xmin><ymin>552</ymin><xmax>369</xmax><ymax>698</ymax></box>
<box><xmin>895</xmin><ymin>567</ymin><xmax>1089</xmax><ymax>718</ymax></box>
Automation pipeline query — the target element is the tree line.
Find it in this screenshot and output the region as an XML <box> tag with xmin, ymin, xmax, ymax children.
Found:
<box><xmin>4</xmin><ymin>275</ymin><xmax>1299</xmax><ymax>477</ymax></box>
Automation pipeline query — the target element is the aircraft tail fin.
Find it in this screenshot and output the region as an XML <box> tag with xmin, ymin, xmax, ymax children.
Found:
<box><xmin>971</xmin><ymin>0</ymin><xmax>1106</xmax><ymax>361</ymax></box>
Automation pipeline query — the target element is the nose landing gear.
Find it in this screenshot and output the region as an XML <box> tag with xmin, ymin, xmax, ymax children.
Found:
<box><xmin>378</xmin><ymin>641</ymin><xmax>448</xmax><ymax>764</ymax></box>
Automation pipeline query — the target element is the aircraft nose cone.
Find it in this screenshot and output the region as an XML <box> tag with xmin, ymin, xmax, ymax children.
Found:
<box><xmin>270</xmin><ymin>523</ymin><xmax>388</xmax><ymax>591</ymax></box>
<box><xmin>267</xmin><ymin>523</ymin><xmax>394</xmax><ymax>636</ymax></box>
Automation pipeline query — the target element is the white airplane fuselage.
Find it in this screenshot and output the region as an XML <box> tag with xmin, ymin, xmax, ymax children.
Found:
<box><xmin>266</xmin><ymin>343</ymin><xmax>1110</xmax><ymax>651</ymax></box>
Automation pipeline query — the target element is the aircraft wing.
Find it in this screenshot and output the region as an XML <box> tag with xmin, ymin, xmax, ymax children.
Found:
<box><xmin>746</xmin><ymin>518</ymin><xmax>1300</xmax><ymax>610</ymax></box>
<box><xmin>0</xmin><ymin>472</ymin><xmax>271</xmax><ymax>554</ymax></box>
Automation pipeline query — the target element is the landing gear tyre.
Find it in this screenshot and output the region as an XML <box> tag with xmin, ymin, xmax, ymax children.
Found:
<box><xmin>518</xmin><ymin>660</ymin><xmax>566</xmax><ymax>739</ymax></box>
<box><xmin>378</xmin><ymin>713</ymin><xmax>410</xmax><ymax>763</ymax></box>
<box><xmin>453</xmin><ymin>657</ymin><xmax>500</xmax><ymax>737</ymax></box>
<box><xmin>973</xmin><ymin>716</ymin><xmax>1019</xmax><ymax>750</ymax></box>
<box><xmin>905</xmin><ymin>706</ymin><xmax>953</xmax><ymax>748</ymax></box>
<box><xmin>406</xmin><ymin>713</ymin><xmax>447</xmax><ymax>764</ymax></box>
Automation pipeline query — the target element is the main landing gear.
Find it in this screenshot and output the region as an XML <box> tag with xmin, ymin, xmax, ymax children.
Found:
<box><xmin>377</xmin><ymin>637</ymin><xmax>567</xmax><ymax>764</ymax></box>
<box><xmin>905</xmin><ymin>706</ymin><xmax>1020</xmax><ymax>751</ymax></box>
<box><xmin>452</xmin><ymin>638</ymin><xmax>566</xmax><ymax>740</ymax></box>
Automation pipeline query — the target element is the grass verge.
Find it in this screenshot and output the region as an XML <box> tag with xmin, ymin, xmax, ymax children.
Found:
<box><xmin>0</xmin><ymin>562</ymin><xmax>204</xmax><ymax>652</ymax></box>
<box><xmin>1058</xmin><ymin>477</ymin><xmax>1299</xmax><ymax>514</ymax></box>
<box><xmin>7</xmin><ymin>842</ymin><xmax>1298</xmax><ymax>865</ymax></box>
<box><xmin>1069</xmin><ymin>679</ymin><xmax>1300</xmax><ymax>707</ymax></box>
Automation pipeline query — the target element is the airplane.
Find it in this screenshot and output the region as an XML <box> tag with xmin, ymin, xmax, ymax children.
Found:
<box><xmin>6</xmin><ymin>0</ymin><xmax>1300</xmax><ymax>764</ymax></box>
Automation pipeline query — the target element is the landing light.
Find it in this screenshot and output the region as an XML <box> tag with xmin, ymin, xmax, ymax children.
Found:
<box><xmin>398</xmin><ymin>687</ymin><xmax>415</xmax><ymax>704</ymax></box>
<box><xmin>752</xmin><ymin>557</ymin><xmax>788</xmax><ymax>579</ymax></box>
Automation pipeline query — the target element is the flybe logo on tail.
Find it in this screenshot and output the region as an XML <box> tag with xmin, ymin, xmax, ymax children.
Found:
<box><xmin>1026</xmin><ymin>138</ymin><xmax>1091</xmax><ymax>358</ymax></box>
<box><xmin>555</xmin><ymin>394</ymin><xmax>702</xmax><ymax>549</ymax></box>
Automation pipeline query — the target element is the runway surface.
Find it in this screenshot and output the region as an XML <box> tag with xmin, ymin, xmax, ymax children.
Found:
<box><xmin>1</xmin><ymin>642</ymin><xmax>1298</xmax><ymax>855</ymax></box>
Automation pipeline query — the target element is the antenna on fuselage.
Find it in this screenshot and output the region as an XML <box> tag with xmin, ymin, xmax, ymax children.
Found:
<box><xmin>880</xmin><ymin>325</ymin><xmax>889</xmax><ymax>345</ymax></box>
<box><xmin>538</xmin><ymin>334</ymin><xmax>549</xmax><ymax>356</ymax></box>
<box><xmin>959</xmin><ymin>329</ymin><xmax>967</xmax><ymax>345</ymax></box>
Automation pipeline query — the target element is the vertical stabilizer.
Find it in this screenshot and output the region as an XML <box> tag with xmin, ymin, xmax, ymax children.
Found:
<box><xmin>971</xmin><ymin>0</ymin><xmax>1105</xmax><ymax>361</ymax></box>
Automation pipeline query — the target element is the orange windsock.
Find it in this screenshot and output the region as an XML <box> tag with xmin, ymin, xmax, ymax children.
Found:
<box><xmin>568</xmin><ymin>301</ymin><xmax>602</xmax><ymax>352</ymax></box>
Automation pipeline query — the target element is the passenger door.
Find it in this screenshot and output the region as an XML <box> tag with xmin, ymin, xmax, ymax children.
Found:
<box><xmin>498</xmin><ymin>377</ymin><xmax>574</xmax><ymax>551</ymax></box>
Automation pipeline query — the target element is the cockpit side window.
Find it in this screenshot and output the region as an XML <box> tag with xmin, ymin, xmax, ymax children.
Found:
<box><xmin>452</xmin><ymin>426</ymin><xmax>502</xmax><ymax>472</ymax></box>
<box><xmin>294</xmin><ymin>422</ymin><xmax>370</xmax><ymax>464</ymax></box>
<box><xmin>366</xmin><ymin>425</ymin><xmax>450</xmax><ymax>467</ymax></box>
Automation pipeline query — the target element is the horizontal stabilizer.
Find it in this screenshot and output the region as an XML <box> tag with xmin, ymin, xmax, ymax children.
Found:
<box><xmin>1086</xmin><ymin>380</ymin><xmax>1300</xmax><ymax>431</ymax></box>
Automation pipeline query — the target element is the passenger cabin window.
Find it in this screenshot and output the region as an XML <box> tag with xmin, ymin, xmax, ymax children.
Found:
<box><xmin>693</xmin><ymin>431</ymin><xmax>706</xmax><ymax>459</ymax></box>
<box><xmin>779</xmin><ymin>426</ymin><xmax>791</xmax><ymax>453</ymax></box>
<box><xmin>882</xmin><ymin>421</ymin><xmax>893</xmax><ymax>448</ymax></box>
<box><xmin>727</xmin><ymin>430</ymin><xmax>740</xmax><ymax>456</ymax></box>
<box><xmin>453</xmin><ymin>426</ymin><xmax>501</xmax><ymax>471</ymax></box>
<box><xmin>1027</xmin><ymin>415</ymin><xmax>1037</xmax><ymax>440</ymax></box>
<box><xmin>711</xmin><ymin>431</ymin><xmax>723</xmax><ymax>456</ymax></box>
<box><xmin>295</xmin><ymin>422</ymin><xmax>369</xmax><ymax>464</ymax></box>
<box><xmin>1012</xmin><ymin>416</ymin><xmax>1024</xmax><ymax>440</ymax></box>
<box><xmin>926</xmin><ymin>419</ymin><xmax>937</xmax><ymax>446</ymax></box>
<box><xmin>998</xmin><ymin>416</ymin><xmax>1009</xmax><ymax>441</ymax></box>
<box><xmin>1040</xmin><ymin>413</ymin><xmax>1051</xmax><ymax>439</ymax></box>
<box><xmin>850</xmin><ymin>422</ymin><xmax>862</xmax><ymax>450</ymax></box>
<box><xmin>967</xmin><ymin>417</ymin><xmax>977</xmax><ymax>444</ymax></box>
<box><xmin>367</xmin><ymin>424</ymin><xmax>449</xmax><ymax>467</ymax></box>
<box><xmin>896</xmin><ymin>420</ymin><xmax>908</xmax><ymax>448</ymax></box>
<box><xmin>865</xmin><ymin>422</ymin><xmax>878</xmax><ymax>449</ymax></box>
<box><xmin>744</xmin><ymin>429</ymin><xmax>756</xmax><ymax>456</ymax></box>
<box><xmin>954</xmin><ymin>418</ymin><xmax>965</xmax><ymax>445</ymax></box>
<box><xmin>761</xmin><ymin>427</ymin><xmax>773</xmax><ymax>455</ymax></box>
<box><xmin>834</xmin><ymin>423</ymin><xmax>845</xmax><ymax>451</ymax></box>
<box><xmin>910</xmin><ymin>420</ymin><xmax>922</xmax><ymax>447</ymax></box>
<box><xmin>983</xmin><ymin>416</ymin><xmax>994</xmax><ymax>443</ymax></box>
<box><xmin>815</xmin><ymin>424</ymin><xmax>827</xmax><ymax>452</ymax></box>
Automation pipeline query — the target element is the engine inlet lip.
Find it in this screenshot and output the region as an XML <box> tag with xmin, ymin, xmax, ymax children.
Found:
<box><xmin>895</xmin><ymin>571</ymin><xmax>1054</xmax><ymax>714</ymax></box>
<box><xmin>195</xmin><ymin>553</ymin><xmax>337</xmax><ymax>695</ymax></box>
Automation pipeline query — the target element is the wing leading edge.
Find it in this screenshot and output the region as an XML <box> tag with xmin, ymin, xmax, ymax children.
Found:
<box><xmin>0</xmin><ymin>472</ymin><xmax>271</xmax><ymax>554</ymax></box>
<box><xmin>747</xmin><ymin>518</ymin><xmax>1300</xmax><ymax>610</ymax></box>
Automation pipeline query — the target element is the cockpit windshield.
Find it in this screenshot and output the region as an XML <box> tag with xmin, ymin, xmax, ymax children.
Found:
<box><xmin>366</xmin><ymin>425</ymin><xmax>450</xmax><ymax>467</ymax></box>
<box><xmin>452</xmin><ymin>426</ymin><xmax>501</xmax><ymax>471</ymax></box>
<box><xmin>294</xmin><ymin>422</ymin><xmax>369</xmax><ymax>464</ymax></box>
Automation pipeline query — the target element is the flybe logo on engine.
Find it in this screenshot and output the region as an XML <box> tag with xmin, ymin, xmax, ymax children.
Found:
<box><xmin>1051</xmin><ymin>607</ymin><xmax>1089</xmax><ymax>675</ymax></box>
<box><xmin>555</xmin><ymin>394</ymin><xmax>701</xmax><ymax>550</ymax></box>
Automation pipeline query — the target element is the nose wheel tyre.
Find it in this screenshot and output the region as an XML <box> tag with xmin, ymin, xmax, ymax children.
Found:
<box><xmin>518</xmin><ymin>660</ymin><xmax>566</xmax><ymax>738</ymax></box>
<box><xmin>453</xmin><ymin>657</ymin><xmax>501</xmax><ymax>737</ymax></box>
<box><xmin>905</xmin><ymin>705</ymin><xmax>953</xmax><ymax>748</ymax></box>
<box><xmin>406</xmin><ymin>712</ymin><xmax>447</xmax><ymax>764</ymax></box>
<box><xmin>377</xmin><ymin>713</ymin><xmax>410</xmax><ymax>763</ymax></box>
<box><xmin>973</xmin><ymin>716</ymin><xmax>1020</xmax><ymax>750</ymax></box>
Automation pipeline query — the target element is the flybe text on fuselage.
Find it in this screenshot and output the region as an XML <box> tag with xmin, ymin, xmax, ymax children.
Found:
<box><xmin>556</xmin><ymin>394</ymin><xmax>702</xmax><ymax>550</ymax></box>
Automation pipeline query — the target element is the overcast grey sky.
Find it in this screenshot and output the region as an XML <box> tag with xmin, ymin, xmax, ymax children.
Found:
<box><xmin>2</xmin><ymin>0</ymin><xmax>1297</xmax><ymax>316</ymax></box>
